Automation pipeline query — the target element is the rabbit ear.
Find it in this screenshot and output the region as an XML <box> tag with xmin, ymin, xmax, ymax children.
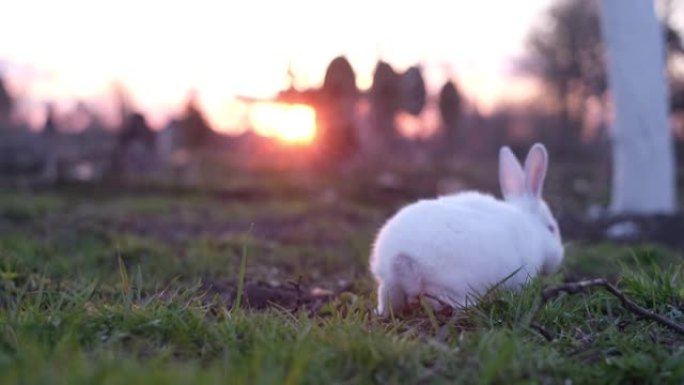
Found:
<box><xmin>524</xmin><ymin>143</ymin><xmax>548</xmax><ymax>199</ymax></box>
<box><xmin>499</xmin><ymin>146</ymin><xmax>526</xmax><ymax>201</ymax></box>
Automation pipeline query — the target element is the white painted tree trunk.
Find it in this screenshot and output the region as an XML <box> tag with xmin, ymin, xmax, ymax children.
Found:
<box><xmin>599</xmin><ymin>0</ymin><xmax>677</xmax><ymax>214</ymax></box>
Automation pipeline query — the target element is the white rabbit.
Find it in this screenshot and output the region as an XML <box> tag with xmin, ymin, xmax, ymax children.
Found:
<box><xmin>369</xmin><ymin>143</ymin><xmax>564</xmax><ymax>316</ymax></box>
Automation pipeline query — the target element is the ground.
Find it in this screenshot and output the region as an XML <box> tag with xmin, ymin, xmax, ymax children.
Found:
<box><xmin>1</xmin><ymin>173</ymin><xmax>683</xmax><ymax>384</ymax></box>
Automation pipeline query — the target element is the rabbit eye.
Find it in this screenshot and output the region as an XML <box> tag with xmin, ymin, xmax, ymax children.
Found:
<box><xmin>547</xmin><ymin>225</ymin><xmax>555</xmax><ymax>233</ymax></box>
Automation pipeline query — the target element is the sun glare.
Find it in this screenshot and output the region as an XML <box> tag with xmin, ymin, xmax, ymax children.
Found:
<box><xmin>248</xmin><ymin>102</ymin><xmax>317</xmax><ymax>144</ymax></box>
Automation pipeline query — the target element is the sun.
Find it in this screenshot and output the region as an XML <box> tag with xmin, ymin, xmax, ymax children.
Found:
<box><xmin>248</xmin><ymin>102</ymin><xmax>317</xmax><ymax>144</ymax></box>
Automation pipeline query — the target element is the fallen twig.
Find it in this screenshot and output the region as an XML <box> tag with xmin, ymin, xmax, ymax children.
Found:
<box><xmin>530</xmin><ymin>278</ymin><xmax>684</xmax><ymax>340</ymax></box>
<box><xmin>529</xmin><ymin>321</ymin><xmax>555</xmax><ymax>342</ymax></box>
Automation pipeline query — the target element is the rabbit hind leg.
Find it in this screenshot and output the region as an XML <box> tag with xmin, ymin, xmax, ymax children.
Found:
<box><xmin>376</xmin><ymin>280</ymin><xmax>406</xmax><ymax>316</ymax></box>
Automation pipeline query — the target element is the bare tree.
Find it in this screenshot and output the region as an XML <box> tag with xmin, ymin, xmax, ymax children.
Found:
<box><xmin>317</xmin><ymin>56</ymin><xmax>359</xmax><ymax>164</ymax></box>
<box><xmin>369</xmin><ymin>60</ymin><xmax>402</xmax><ymax>149</ymax></box>
<box><xmin>178</xmin><ymin>92</ymin><xmax>214</xmax><ymax>150</ymax></box>
<box><xmin>0</xmin><ymin>74</ymin><xmax>13</xmax><ymax>126</ymax></box>
<box><xmin>368</xmin><ymin>61</ymin><xmax>428</xmax><ymax>153</ymax></box>
<box><xmin>438</xmin><ymin>80</ymin><xmax>462</xmax><ymax>146</ymax></box>
<box><xmin>399</xmin><ymin>66</ymin><xmax>426</xmax><ymax>116</ymax></box>
<box><xmin>523</xmin><ymin>0</ymin><xmax>604</xmax><ymax>154</ymax></box>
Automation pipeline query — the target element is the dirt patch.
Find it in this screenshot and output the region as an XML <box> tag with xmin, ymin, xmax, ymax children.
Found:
<box><xmin>200</xmin><ymin>279</ymin><xmax>350</xmax><ymax>312</ymax></box>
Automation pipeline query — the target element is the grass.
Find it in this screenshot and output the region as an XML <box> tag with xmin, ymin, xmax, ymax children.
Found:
<box><xmin>1</xmin><ymin>187</ymin><xmax>684</xmax><ymax>384</ymax></box>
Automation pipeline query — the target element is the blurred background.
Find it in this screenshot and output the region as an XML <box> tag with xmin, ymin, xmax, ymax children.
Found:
<box><xmin>3</xmin><ymin>3</ymin><xmax>684</xmax><ymax>380</ymax></box>
<box><xmin>1</xmin><ymin>0</ymin><xmax>684</xmax><ymax>233</ymax></box>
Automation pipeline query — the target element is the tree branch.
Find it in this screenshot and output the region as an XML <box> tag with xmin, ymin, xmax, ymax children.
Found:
<box><xmin>530</xmin><ymin>278</ymin><xmax>684</xmax><ymax>341</ymax></box>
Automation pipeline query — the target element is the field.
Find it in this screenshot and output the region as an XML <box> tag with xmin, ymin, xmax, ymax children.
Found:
<box><xmin>1</xmin><ymin>172</ymin><xmax>684</xmax><ymax>384</ymax></box>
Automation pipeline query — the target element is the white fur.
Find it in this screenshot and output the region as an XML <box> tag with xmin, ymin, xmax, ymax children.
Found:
<box><xmin>369</xmin><ymin>143</ymin><xmax>564</xmax><ymax>316</ymax></box>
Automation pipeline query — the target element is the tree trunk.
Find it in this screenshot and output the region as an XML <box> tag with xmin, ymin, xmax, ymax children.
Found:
<box><xmin>599</xmin><ymin>0</ymin><xmax>676</xmax><ymax>214</ymax></box>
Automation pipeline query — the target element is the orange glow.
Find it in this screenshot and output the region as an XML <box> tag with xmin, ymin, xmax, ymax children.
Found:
<box><xmin>1</xmin><ymin>1</ymin><xmax>553</xmax><ymax>131</ymax></box>
<box><xmin>248</xmin><ymin>102</ymin><xmax>317</xmax><ymax>144</ymax></box>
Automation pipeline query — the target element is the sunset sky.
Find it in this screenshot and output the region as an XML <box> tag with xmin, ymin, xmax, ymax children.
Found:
<box><xmin>0</xmin><ymin>0</ymin><xmax>555</xmax><ymax>132</ymax></box>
